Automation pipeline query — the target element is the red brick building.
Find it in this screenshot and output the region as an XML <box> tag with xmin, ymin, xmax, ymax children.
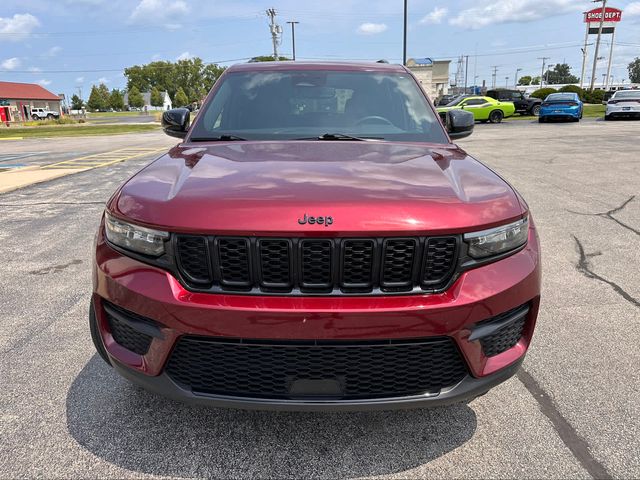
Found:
<box><xmin>0</xmin><ymin>81</ymin><xmax>62</xmax><ymax>122</ymax></box>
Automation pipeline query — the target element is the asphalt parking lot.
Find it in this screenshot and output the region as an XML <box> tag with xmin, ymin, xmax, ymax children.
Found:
<box><xmin>1</xmin><ymin>120</ymin><xmax>639</xmax><ymax>479</ymax></box>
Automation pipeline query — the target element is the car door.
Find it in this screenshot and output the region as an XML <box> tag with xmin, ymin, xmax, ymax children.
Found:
<box><xmin>461</xmin><ymin>98</ymin><xmax>491</xmax><ymax>120</ymax></box>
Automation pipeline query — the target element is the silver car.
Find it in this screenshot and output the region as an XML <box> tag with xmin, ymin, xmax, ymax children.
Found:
<box><xmin>605</xmin><ymin>90</ymin><xmax>640</xmax><ymax>120</ymax></box>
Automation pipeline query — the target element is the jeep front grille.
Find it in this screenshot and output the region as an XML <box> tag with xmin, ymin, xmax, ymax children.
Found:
<box><xmin>174</xmin><ymin>235</ymin><xmax>459</xmax><ymax>295</ymax></box>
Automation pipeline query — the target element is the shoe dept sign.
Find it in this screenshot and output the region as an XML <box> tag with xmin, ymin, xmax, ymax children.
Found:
<box><xmin>584</xmin><ymin>6</ymin><xmax>622</xmax><ymax>34</ymax></box>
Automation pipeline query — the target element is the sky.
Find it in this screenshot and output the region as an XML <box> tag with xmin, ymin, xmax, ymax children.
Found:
<box><xmin>1</xmin><ymin>0</ymin><xmax>639</xmax><ymax>100</ymax></box>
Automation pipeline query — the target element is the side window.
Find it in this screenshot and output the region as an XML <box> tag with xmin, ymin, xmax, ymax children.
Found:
<box><xmin>512</xmin><ymin>92</ymin><xmax>522</xmax><ymax>101</ymax></box>
<box><xmin>464</xmin><ymin>98</ymin><xmax>486</xmax><ymax>106</ymax></box>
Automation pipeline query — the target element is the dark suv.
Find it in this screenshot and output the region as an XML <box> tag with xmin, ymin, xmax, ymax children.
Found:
<box><xmin>487</xmin><ymin>89</ymin><xmax>541</xmax><ymax>116</ymax></box>
<box><xmin>90</xmin><ymin>61</ymin><xmax>541</xmax><ymax>410</ymax></box>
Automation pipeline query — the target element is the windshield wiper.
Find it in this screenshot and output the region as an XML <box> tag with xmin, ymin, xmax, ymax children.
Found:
<box><xmin>190</xmin><ymin>134</ymin><xmax>247</xmax><ymax>142</ymax></box>
<box><xmin>295</xmin><ymin>133</ymin><xmax>383</xmax><ymax>141</ymax></box>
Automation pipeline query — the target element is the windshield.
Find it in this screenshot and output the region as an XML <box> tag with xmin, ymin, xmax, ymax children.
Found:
<box><xmin>613</xmin><ymin>90</ymin><xmax>640</xmax><ymax>99</ymax></box>
<box><xmin>189</xmin><ymin>70</ymin><xmax>448</xmax><ymax>143</ymax></box>
<box><xmin>545</xmin><ymin>93</ymin><xmax>576</xmax><ymax>102</ymax></box>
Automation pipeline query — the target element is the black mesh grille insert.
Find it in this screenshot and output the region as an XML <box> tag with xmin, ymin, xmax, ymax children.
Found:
<box><xmin>166</xmin><ymin>336</ymin><xmax>468</xmax><ymax>400</ymax></box>
<box><xmin>300</xmin><ymin>240</ymin><xmax>333</xmax><ymax>290</ymax></box>
<box><xmin>480</xmin><ymin>315</ymin><xmax>527</xmax><ymax>357</ymax></box>
<box><xmin>423</xmin><ymin>237</ymin><xmax>457</xmax><ymax>287</ymax></box>
<box><xmin>217</xmin><ymin>238</ymin><xmax>251</xmax><ymax>287</ymax></box>
<box><xmin>104</xmin><ymin>303</ymin><xmax>153</xmax><ymax>355</ymax></box>
<box><xmin>176</xmin><ymin>235</ymin><xmax>212</xmax><ymax>284</ymax></box>
<box><xmin>259</xmin><ymin>239</ymin><xmax>292</xmax><ymax>289</ymax></box>
<box><xmin>341</xmin><ymin>240</ymin><xmax>375</xmax><ymax>289</ymax></box>
<box><xmin>381</xmin><ymin>239</ymin><xmax>417</xmax><ymax>290</ymax></box>
<box><xmin>174</xmin><ymin>235</ymin><xmax>459</xmax><ymax>295</ymax></box>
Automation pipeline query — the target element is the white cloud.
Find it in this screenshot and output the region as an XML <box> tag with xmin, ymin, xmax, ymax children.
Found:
<box><xmin>97</xmin><ymin>77</ymin><xmax>109</xmax><ymax>84</ymax></box>
<box><xmin>176</xmin><ymin>51</ymin><xmax>192</xmax><ymax>61</ymax></box>
<box><xmin>75</xmin><ymin>76</ymin><xmax>85</xmax><ymax>83</ymax></box>
<box><xmin>1</xmin><ymin>57</ymin><xmax>21</xmax><ymax>70</ymax></box>
<box><xmin>0</xmin><ymin>13</ymin><xmax>40</xmax><ymax>42</ymax></box>
<box><xmin>626</xmin><ymin>2</ymin><xmax>640</xmax><ymax>16</ymax></box>
<box><xmin>46</xmin><ymin>46</ymin><xmax>62</xmax><ymax>57</ymax></box>
<box><xmin>449</xmin><ymin>0</ymin><xmax>583</xmax><ymax>29</ymax></box>
<box><xmin>419</xmin><ymin>7</ymin><xmax>447</xmax><ymax>25</ymax></box>
<box><xmin>37</xmin><ymin>79</ymin><xmax>51</xmax><ymax>86</ymax></box>
<box><xmin>28</xmin><ymin>66</ymin><xmax>41</xmax><ymax>73</ymax></box>
<box><xmin>356</xmin><ymin>22</ymin><xmax>388</xmax><ymax>35</ymax></box>
<box><xmin>129</xmin><ymin>0</ymin><xmax>189</xmax><ymax>24</ymax></box>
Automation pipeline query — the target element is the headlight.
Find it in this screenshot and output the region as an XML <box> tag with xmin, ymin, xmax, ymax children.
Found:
<box><xmin>104</xmin><ymin>212</ymin><xmax>169</xmax><ymax>256</ymax></box>
<box><xmin>464</xmin><ymin>217</ymin><xmax>528</xmax><ymax>259</ymax></box>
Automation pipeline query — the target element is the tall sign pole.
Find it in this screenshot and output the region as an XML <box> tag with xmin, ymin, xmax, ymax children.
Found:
<box><xmin>403</xmin><ymin>0</ymin><xmax>408</xmax><ymax>65</ymax></box>
<box><xmin>589</xmin><ymin>0</ymin><xmax>607</xmax><ymax>92</ymax></box>
<box><xmin>287</xmin><ymin>21</ymin><xmax>299</xmax><ymax>61</ymax></box>
<box><xmin>605</xmin><ymin>27</ymin><xmax>615</xmax><ymax>89</ymax></box>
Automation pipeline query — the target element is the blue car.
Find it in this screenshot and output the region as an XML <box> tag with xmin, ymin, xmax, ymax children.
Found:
<box><xmin>538</xmin><ymin>92</ymin><xmax>583</xmax><ymax>122</ymax></box>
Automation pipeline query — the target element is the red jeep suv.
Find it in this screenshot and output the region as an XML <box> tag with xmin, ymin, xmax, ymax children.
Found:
<box><xmin>91</xmin><ymin>61</ymin><xmax>540</xmax><ymax>410</ymax></box>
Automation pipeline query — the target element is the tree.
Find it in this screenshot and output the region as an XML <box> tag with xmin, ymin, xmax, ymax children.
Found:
<box><xmin>544</xmin><ymin>63</ymin><xmax>579</xmax><ymax>84</ymax></box>
<box><xmin>124</xmin><ymin>57</ymin><xmax>227</xmax><ymax>103</ymax></box>
<box><xmin>517</xmin><ymin>75</ymin><xmax>532</xmax><ymax>86</ymax></box>
<box><xmin>109</xmin><ymin>89</ymin><xmax>125</xmax><ymax>111</ymax></box>
<box><xmin>628</xmin><ymin>58</ymin><xmax>640</xmax><ymax>83</ymax></box>
<box><xmin>531</xmin><ymin>76</ymin><xmax>541</xmax><ymax>85</ymax></box>
<box><xmin>559</xmin><ymin>85</ymin><xmax>586</xmax><ymax>100</ymax></box>
<box><xmin>71</xmin><ymin>94</ymin><xmax>84</xmax><ymax>110</ymax></box>
<box><xmin>150</xmin><ymin>87</ymin><xmax>164</xmax><ymax>107</ymax></box>
<box><xmin>128</xmin><ymin>86</ymin><xmax>145</xmax><ymax>109</ymax></box>
<box><xmin>86</xmin><ymin>84</ymin><xmax>109</xmax><ymax>111</ymax></box>
<box><xmin>174</xmin><ymin>87</ymin><xmax>189</xmax><ymax>107</ymax></box>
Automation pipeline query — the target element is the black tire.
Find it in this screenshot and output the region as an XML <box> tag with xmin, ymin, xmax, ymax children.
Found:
<box><xmin>488</xmin><ymin>110</ymin><xmax>504</xmax><ymax>123</ymax></box>
<box><xmin>47</xmin><ymin>114</ymin><xmax>54</xmax><ymax>120</ymax></box>
<box><xmin>90</xmin><ymin>301</ymin><xmax>112</xmax><ymax>366</ymax></box>
<box><xmin>572</xmin><ymin>116</ymin><xmax>580</xmax><ymax>122</ymax></box>
<box><xmin>530</xmin><ymin>104</ymin><xmax>541</xmax><ymax>116</ymax></box>
<box><xmin>32</xmin><ymin>115</ymin><xmax>39</xmax><ymax>121</ymax></box>
<box><xmin>604</xmin><ymin>114</ymin><xmax>612</xmax><ymax>121</ymax></box>
<box><xmin>538</xmin><ymin>116</ymin><xmax>545</xmax><ymax>123</ymax></box>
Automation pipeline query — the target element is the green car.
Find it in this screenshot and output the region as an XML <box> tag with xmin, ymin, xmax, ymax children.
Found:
<box><xmin>437</xmin><ymin>95</ymin><xmax>515</xmax><ymax>123</ymax></box>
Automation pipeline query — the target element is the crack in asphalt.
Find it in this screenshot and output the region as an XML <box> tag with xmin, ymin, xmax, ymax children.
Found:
<box><xmin>573</xmin><ymin>235</ymin><xmax>640</xmax><ymax>308</ymax></box>
<box><xmin>567</xmin><ymin>196</ymin><xmax>640</xmax><ymax>237</ymax></box>
<box><xmin>517</xmin><ymin>368</ymin><xmax>612</xmax><ymax>480</ymax></box>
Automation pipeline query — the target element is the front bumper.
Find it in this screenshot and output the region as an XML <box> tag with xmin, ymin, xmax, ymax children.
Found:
<box><xmin>93</xmin><ymin>223</ymin><xmax>541</xmax><ymax>410</ymax></box>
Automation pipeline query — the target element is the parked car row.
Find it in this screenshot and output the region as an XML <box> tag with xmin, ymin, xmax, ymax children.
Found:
<box><xmin>435</xmin><ymin>88</ymin><xmax>640</xmax><ymax>124</ymax></box>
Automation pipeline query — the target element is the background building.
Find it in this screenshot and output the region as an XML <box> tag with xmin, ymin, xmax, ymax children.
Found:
<box><xmin>123</xmin><ymin>90</ymin><xmax>172</xmax><ymax>111</ymax></box>
<box><xmin>0</xmin><ymin>81</ymin><xmax>62</xmax><ymax>122</ymax></box>
<box><xmin>406</xmin><ymin>58</ymin><xmax>451</xmax><ymax>100</ymax></box>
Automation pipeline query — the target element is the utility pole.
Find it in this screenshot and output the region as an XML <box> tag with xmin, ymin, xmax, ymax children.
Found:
<box><xmin>266</xmin><ymin>8</ymin><xmax>282</xmax><ymax>61</ymax></box>
<box><xmin>463</xmin><ymin>55</ymin><xmax>469</xmax><ymax>94</ymax></box>
<box><xmin>589</xmin><ymin>0</ymin><xmax>607</xmax><ymax>91</ymax></box>
<box><xmin>505</xmin><ymin>76</ymin><xmax>509</xmax><ymax>88</ymax></box>
<box><xmin>287</xmin><ymin>21</ymin><xmax>299</xmax><ymax>61</ymax></box>
<box><xmin>403</xmin><ymin>0</ymin><xmax>408</xmax><ymax>65</ymax></box>
<box><xmin>491</xmin><ymin>66</ymin><xmax>498</xmax><ymax>89</ymax></box>
<box><xmin>538</xmin><ymin>57</ymin><xmax>550</xmax><ymax>87</ymax></box>
<box><xmin>580</xmin><ymin>13</ymin><xmax>589</xmax><ymax>89</ymax></box>
<box><xmin>514</xmin><ymin>68</ymin><xmax>522</xmax><ymax>88</ymax></box>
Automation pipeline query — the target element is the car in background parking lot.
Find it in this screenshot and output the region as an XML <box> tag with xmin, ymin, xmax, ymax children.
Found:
<box><xmin>437</xmin><ymin>95</ymin><xmax>516</xmax><ymax>123</ymax></box>
<box><xmin>486</xmin><ymin>89</ymin><xmax>542</xmax><ymax>116</ymax></box>
<box><xmin>538</xmin><ymin>92</ymin><xmax>583</xmax><ymax>123</ymax></box>
<box><xmin>605</xmin><ymin>90</ymin><xmax>640</xmax><ymax>120</ymax></box>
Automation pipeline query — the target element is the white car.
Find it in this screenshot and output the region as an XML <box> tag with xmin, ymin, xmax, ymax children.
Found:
<box><xmin>605</xmin><ymin>90</ymin><xmax>640</xmax><ymax>120</ymax></box>
<box><xmin>30</xmin><ymin>107</ymin><xmax>60</xmax><ymax>120</ymax></box>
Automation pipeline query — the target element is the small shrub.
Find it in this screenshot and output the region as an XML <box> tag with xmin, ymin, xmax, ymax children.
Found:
<box><xmin>584</xmin><ymin>89</ymin><xmax>605</xmax><ymax>104</ymax></box>
<box><xmin>530</xmin><ymin>87</ymin><xmax>557</xmax><ymax>99</ymax></box>
<box><xmin>559</xmin><ymin>85</ymin><xmax>586</xmax><ymax>100</ymax></box>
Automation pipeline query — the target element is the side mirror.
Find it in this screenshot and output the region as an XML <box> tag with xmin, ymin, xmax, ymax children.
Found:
<box><xmin>446</xmin><ymin>109</ymin><xmax>474</xmax><ymax>140</ymax></box>
<box><xmin>162</xmin><ymin>108</ymin><xmax>190</xmax><ymax>139</ymax></box>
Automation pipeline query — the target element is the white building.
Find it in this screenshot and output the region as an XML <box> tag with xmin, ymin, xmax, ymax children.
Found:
<box><xmin>123</xmin><ymin>90</ymin><xmax>172</xmax><ymax>110</ymax></box>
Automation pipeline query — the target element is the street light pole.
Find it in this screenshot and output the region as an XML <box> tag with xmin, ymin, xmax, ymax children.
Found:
<box><xmin>287</xmin><ymin>21</ymin><xmax>299</xmax><ymax>61</ymax></box>
<box><xmin>403</xmin><ymin>0</ymin><xmax>408</xmax><ymax>65</ymax></box>
<box><xmin>514</xmin><ymin>68</ymin><xmax>522</xmax><ymax>88</ymax></box>
<box><xmin>538</xmin><ymin>57</ymin><xmax>550</xmax><ymax>88</ymax></box>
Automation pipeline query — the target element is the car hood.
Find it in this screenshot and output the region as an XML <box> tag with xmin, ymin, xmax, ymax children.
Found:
<box><xmin>110</xmin><ymin>141</ymin><xmax>524</xmax><ymax>235</ymax></box>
